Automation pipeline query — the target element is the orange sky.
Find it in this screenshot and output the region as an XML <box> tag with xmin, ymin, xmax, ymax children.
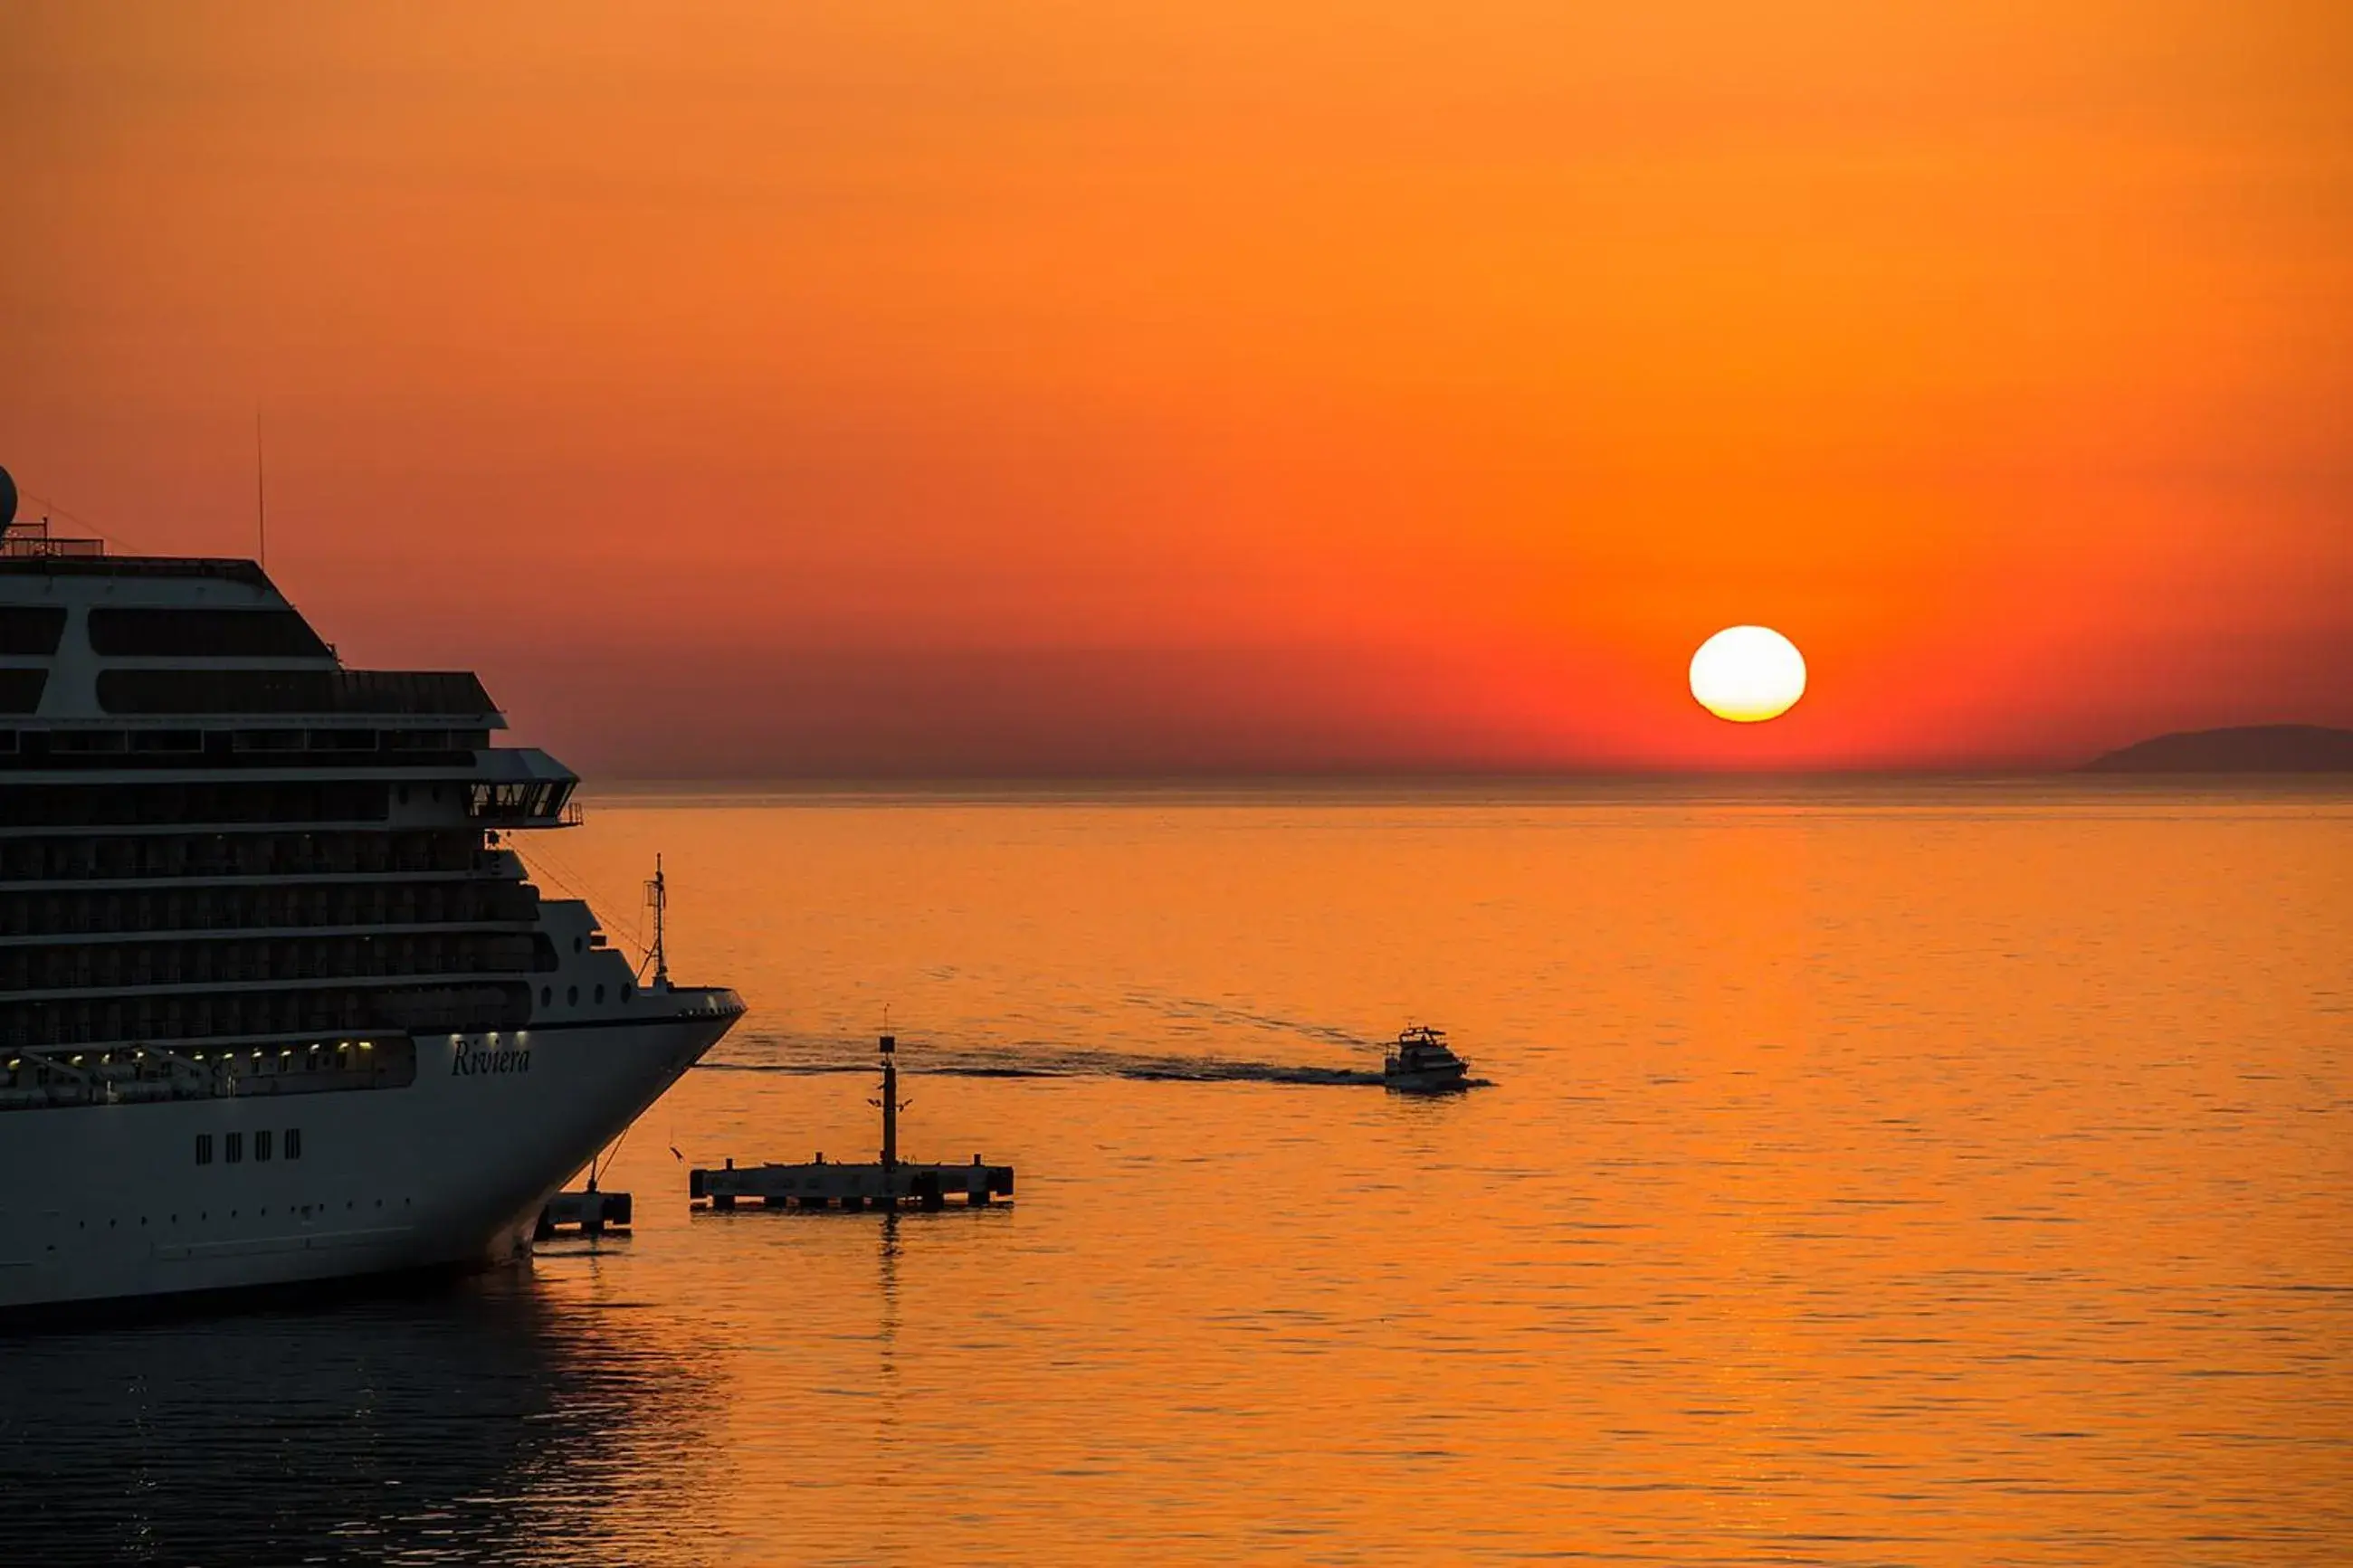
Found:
<box><xmin>4</xmin><ymin>2</ymin><xmax>2349</xmax><ymax>774</ymax></box>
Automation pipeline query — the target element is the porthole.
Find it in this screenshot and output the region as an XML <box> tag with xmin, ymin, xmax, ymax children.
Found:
<box><xmin>622</xmin><ymin>984</ymin><xmax>634</xmax><ymax>1002</ymax></box>
<box><xmin>594</xmin><ymin>984</ymin><xmax>605</xmax><ymax>1003</ymax></box>
<box><xmin>573</xmin><ymin>936</ymin><xmax>584</xmax><ymax>954</ymax></box>
<box><xmin>540</xmin><ymin>985</ymin><xmax>551</xmax><ymax>1005</ymax></box>
<box><xmin>567</xmin><ymin>985</ymin><xmax>579</xmax><ymax>1005</ymax></box>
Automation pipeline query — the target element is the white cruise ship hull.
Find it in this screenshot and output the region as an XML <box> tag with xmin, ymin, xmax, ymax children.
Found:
<box><xmin>2</xmin><ymin>504</ymin><xmax>752</xmax><ymax>1320</ymax></box>
<box><xmin>0</xmin><ymin>1000</ymin><xmax>738</xmax><ymax>1314</ymax></box>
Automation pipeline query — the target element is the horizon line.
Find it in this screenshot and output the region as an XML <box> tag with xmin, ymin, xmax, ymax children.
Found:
<box><xmin>572</xmin><ymin>767</ymin><xmax>2353</xmax><ymax>794</ymax></box>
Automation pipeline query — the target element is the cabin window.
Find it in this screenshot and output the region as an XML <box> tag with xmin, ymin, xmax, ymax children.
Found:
<box><xmin>594</xmin><ymin>984</ymin><xmax>605</xmax><ymax>1003</ymax></box>
<box><xmin>225</xmin><ymin>1132</ymin><xmax>243</xmax><ymax>1164</ymax></box>
<box><xmin>0</xmin><ymin>605</ymin><xmax>67</xmax><ymax>656</ymax></box>
<box><xmin>0</xmin><ymin>670</ymin><xmax>47</xmax><ymax>714</ymax></box>
<box><xmin>87</xmin><ymin>607</ymin><xmax>329</xmax><ymax>659</ymax></box>
<box><xmin>195</xmin><ymin>1134</ymin><xmax>214</xmax><ymax>1166</ymax></box>
<box><xmin>255</xmin><ymin>1130</ymin><xmax>272</xmax><ymax>1162</ymax></box>
<box><xmin>540</xmin><ymin>986</ymin><xmax>551</xmax><ymax>1005</ymax></box>
<box><xmin>285</xmin><ymin>1128</ymin><xmax>302</xmax><ymax>1160</ymax></box>
<box><xmin>567</xmin><ymin>985</ymin><xmax>579</xmax><ymax>1005</ymax></box>
<box><xmin>51</xmin><ymin>730</ymin><xmax>130</xmax><ymax>755</ymax></box>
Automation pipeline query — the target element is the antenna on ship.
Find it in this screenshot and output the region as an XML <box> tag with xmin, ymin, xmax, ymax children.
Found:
<box><xmin>644</xmin><ymin>854</ymin><xmax>670</xmax><ymax>989</ymax></box>
<box><xmin>254</xmin><ymin>409</ymin><xmax>268</xmax><ymax>567</ymax></box>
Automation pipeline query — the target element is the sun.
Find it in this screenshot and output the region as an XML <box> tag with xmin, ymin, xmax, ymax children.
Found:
<box><xmin>1690</xmin><ymin>626</ymin><xmax>1806</xmax><ymax>723</ymax></box>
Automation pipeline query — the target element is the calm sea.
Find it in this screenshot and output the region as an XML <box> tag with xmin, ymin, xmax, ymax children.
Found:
<box><xmin>5</xmin><ymin>782</ymin><xmax>2349</xmax><ymax>1565</ymax></box>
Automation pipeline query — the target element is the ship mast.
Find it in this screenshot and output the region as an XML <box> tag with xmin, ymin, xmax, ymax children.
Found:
<box><xmin>644</xmin><ymin>854</ymin><xmax>669</xmax><ymax>988</ymax></box>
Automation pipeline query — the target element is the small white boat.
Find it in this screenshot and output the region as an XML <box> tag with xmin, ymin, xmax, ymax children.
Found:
<box><xmin>1383</xmin><ymin>1025</ymin><xmax>1472</xmax><ymax>1094</ymax></box>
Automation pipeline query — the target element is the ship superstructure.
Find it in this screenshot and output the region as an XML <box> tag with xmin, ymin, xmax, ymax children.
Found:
<box><xmin>0</xmin><ymin>480</ymin><xmax>743</xmax><ymax>1314</ymax></box>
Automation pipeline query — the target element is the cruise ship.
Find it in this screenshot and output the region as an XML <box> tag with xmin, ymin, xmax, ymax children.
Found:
<box><xmin>0</xmin><ymin>470</ymin><xmax>744</xmax><ymax>1316</ymax></box>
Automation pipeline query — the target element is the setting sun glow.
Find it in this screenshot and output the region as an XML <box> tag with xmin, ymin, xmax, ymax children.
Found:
<box><xmin>5</xmin><ymin>4</ymin><xmax>2349</xmax><ymax>773</ymax></box>
<box><xmin>1690</xmin><ymin>627</ymin><xmax>1807</xmax><ymax>724</ymax></box>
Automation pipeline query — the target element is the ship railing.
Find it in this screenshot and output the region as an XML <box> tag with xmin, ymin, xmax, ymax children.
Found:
<box><xmin>0</xmin><ymin>518</ymin><xmax>107</xmax><ymax>557</ymax></box>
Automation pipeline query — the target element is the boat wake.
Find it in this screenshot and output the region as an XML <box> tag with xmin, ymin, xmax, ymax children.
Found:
<box><xmin>698</xmin><ymin>1040</ymin><xmax>1383</xmax><ymax>1088</ymax></box>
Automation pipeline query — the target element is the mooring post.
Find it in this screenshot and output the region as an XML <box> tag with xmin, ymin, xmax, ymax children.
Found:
<box><xmin>879</xmin><ymin>1033</ymin><xmax>898</xmax><ymax>1174</ymax></box>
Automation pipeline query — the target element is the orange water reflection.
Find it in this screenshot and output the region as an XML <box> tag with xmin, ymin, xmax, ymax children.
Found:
<box><xmin>519</xmin><ymin>783</ymin><xmax>2353</xmax><ymax>1563</ymax></box>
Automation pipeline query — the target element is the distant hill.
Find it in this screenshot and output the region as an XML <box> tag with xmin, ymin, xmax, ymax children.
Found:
<box><xmin>2085</xmin><ymin>725</ymin><xmax>2353</xmax><ymax>774</ymax></box>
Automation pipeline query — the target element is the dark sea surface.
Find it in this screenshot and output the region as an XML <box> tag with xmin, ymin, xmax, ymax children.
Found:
<box><xmin>5</xmin><ymin>781</ymin><xmax>2349</xmax><ymax>1565</ymax></box>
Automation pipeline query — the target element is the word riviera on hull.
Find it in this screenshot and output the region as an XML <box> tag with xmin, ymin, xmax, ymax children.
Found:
<box><xmin>450</xmin><ymin>1041</ymin><xmax>535</xmax><ymax>1078</ymax></box>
